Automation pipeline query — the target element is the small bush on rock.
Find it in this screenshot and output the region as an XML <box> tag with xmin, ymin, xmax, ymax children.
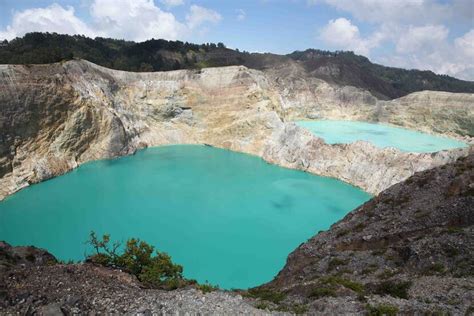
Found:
<box><xmin>246</xmin><ymin>287</ymin><xmax>286</xmax><ymax>304</ymax></box>
<box><xmin>198</xmin><ymin>282</ymin><xmax>220</xmax><ymax>293</ymax></box>
<box><xmin>366</xmin><ymin>303</ymin><xmax>399</xmax><ymax>316</ymax></box>
<box><xmin>374</xmin><ymin>280</ymin><xmax>411</xmax><ymax>299</ymax></box>
<box><xmin>87</xmin><ymin>232</ymin><xmax>185</xmax><ymax>290</ymax></box>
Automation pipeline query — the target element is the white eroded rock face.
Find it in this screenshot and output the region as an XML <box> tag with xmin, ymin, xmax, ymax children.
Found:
<box><xmin>0</xmin><ymin>60</ymin><xmax>472</xmax><ymax>199</ymax></box>
<box><xmin>266</xmin><ymin>64</ymin><xmax>474</xmax><ymax>140</ymax></box>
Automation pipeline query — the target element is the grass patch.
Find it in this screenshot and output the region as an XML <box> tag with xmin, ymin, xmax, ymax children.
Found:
<box><xmin>446</xmin><ymin>227</ymin><xmax>463</xmax><ymax>234</ymax></box>
<box><xmin>309</xmin><ymin>287</ymin><xmax>336</xmax><ymax>299</ymax></box>
<box><xmin>444</xmin><ymin>246</ymin><xmax>460</xmax><ymax>257</ymax></box>
<box><xmin>423</xmin><ymin>263</ymin><xmax>446</xmax><ymax>276</ymax></box>
<box><xmin>322</xmin><ymin>276</ymin><xmax>365</xmax><ymax>295</ymax></box>
<box><xmin>371</xmin><ymin>248</ymin><xmax>387</xmax><ymax>256</ymax></box>
<box><xmin>255</xmin><ymin>302</ymin><xmax>269</xmax><ymax>310</ymax></box>
<box><xmin>366</xmin><ymin>304</ymin><xmax>399</xmax><ymax>316</ymax></box>
<box><xmin>337</xmin><ymin>229</ymin><xmax>349</xmax><ymax>237</ymax></box>
<box><xmin>361</xmin><ymin>266</ymin><xmax>378</xmax><ymax>275</ymax></box>
<box><xmin>197</xmin><ymin>282</ymin><xmax>219</xmax><ymax>293</ymax></box>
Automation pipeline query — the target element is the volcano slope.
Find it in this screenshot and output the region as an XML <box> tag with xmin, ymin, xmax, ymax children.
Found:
<box><xmin>0</xmin><ymin>153</ymin><xmax>472</xmax><ymax>315</ymax></box>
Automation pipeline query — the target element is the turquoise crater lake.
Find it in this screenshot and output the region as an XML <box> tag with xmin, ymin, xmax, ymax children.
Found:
<box><xmin>0</xmin><ymin>145</ymin><xmax>370</xmax><ymax>289</ymax></box>
<box><xmin>296</xmin><ymin>120</ymin><xmax>467</xmax><ymax>153</ymax></box>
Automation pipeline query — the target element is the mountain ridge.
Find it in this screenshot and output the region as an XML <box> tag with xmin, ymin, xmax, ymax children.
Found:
<box><xmin>1</xmin><ymin>32</ymin><xmax>473</xmax><ymax>100</ymax></box>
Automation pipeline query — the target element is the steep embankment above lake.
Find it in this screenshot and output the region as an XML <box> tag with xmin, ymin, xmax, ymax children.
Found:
<box><xmin>1</xmin><ymin>154</ymin><xmax>472</xmax><ymax>314</ymax></box>
<box><xmin>0</xmin><ymin>60</ymin><xmax>472</xmax><ymax>199</ymax></box>
<box><xmin>261</xmin><ymin>153</ymin><xmax>474</xmax><ymax>314</ymax></box>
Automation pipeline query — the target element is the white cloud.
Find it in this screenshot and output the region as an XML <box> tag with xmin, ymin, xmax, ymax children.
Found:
<box><xmin>320</xmin><ymin>18</ymin><xmax>382</xmax><ymax>56</ymax></box>
<box><xmin>185</xmin><ymin>5</ymin><xmax>222</xmax><ymax>29</ymax></box>
<box><xmin>454</xmin><ymin>29</ymin><xmax>474</xmax><ymax>58</ymax></box>
<box><xmin>236</xmin><ymin>9</ymin><xmax>246</xmax><ymax>21</ymax></box>
<box><xmin>0</xmin><ymin>1</ymin><xmax>222</xmax><ymax>42</ymax></box>
<box><xmin>90</xmin><ymin>0</ymin><xmax>186</xmax><ymax>41</ymax></box>
<box><xmin>160</xmin><ymin>0</ymin><xmax>184</xmax><ymax>6</ymax></box>
<box><xmin>395</xmin><ymin>25</ymin><xmax>449</xmax><ymax>54</ymax></box>
<box><xmin>379</xmin><ymin>28</ymin><xmax>474</xmax><ymax>80</ymax></box>
<box><xmin>313</xmin><ymin>0</ymin><xmax>474</xmax><ymax>80</ymax></box>
<box><xmin>308</xmin><ymin>0</ymin><xmax>455</xmax><ymax>25</ymax></box>
<box><xmin>0</xmin><ymin>4</ymin><xmax>97</xmax><ymax>40</ymax></box>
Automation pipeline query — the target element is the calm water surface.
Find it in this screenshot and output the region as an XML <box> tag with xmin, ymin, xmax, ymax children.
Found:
<box><xmin>0</xmin><ymin>145</ymin><xmax>370</xmax><ymax>289</ymax></box>
<box><xmin>296</xmin><ymin>120</ymin><xmax>467</xmax><ymax>153</ymax></box>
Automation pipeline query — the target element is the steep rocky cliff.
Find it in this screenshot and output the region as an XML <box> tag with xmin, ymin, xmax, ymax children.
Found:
<box><xmin>260</xmin><ymin>153</ymin><xmax>474</xmax><ymax>314</ymax></box>
<box><xmin>1</xmin><ymin>153</ymin><xmax>472</xmax><ymax>314</ymax></box>
<box><xmin>0</xmin><ymin>60</ymin><xmax>472</xmax><ymax>200</ymax></box>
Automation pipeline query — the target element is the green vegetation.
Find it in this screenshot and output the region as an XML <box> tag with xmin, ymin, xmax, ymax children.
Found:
<box><xmin>0</xmin><ymin>32</ymin><xmax>234</xmax><ymax>72</ymax></box>
<box><xmin>366</xmin><ymin>303</ymin><xmax>399</xmax><ymax>316</ymax></box>
<box><xmin>255</xmin><ymin>301</ymin><xmax>269</xmax><ymax>310</ymax></box>
<box><xmin>309</xmin><ymin>286</ymin><xmax>336</xmax><ymax>299</ymax></box>
<box><xmin>355</xmin><ymin>222</ymin><xmax>366</xmax><ymax>231</ymax></box>
<box><xmin>423</xmin><ymin>263</ymin><xmax>446</xmax><ymax>275</ymax></box>
<box><xmin>197</xmin><ymin>282</ymin><xmax>220</xmax><ymax>293</ymax></box>
<box><xmin>446</xmin><ymin>226</ymin><xmax>463</xmax><ymax>234</ymax></box>
<box><xmin>323</xmin><ymin>276</ymin><xmax>365</xmax><ymax>295</ymax></box>
<box><xmin>362</xmin><ymin>263</ymin><xmax>379</xmax><ymax>275</ymax></box>
<box><xmin>309</xmin><ymin>276</ymin><xmax>365</xmax><ymax>299</ymax></box>
<box><xmin>1</xmin><ymin>32</ymin><xmax>473</xmax><ymax>100</ymax></box>
<box><xmin>245</xmin><ymin>287</ymin><xmax>286</xmax><ymax>304</ymax></box>
<box><xmin>374</xmin><ymin>280</ymin><xmax>412</xmax><ymax>299</ymax></box>
<box><xmin>87</xmin><ymin>232</ymin><xmax>187</xmax><ymax>290</ymax></box>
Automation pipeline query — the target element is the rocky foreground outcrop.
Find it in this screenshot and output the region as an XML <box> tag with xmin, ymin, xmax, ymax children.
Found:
<box><xmin>1</xmin><ymin>153</ymin><xmax>472</xmax><ymax>314</ymax></box>
<box><xmin>0</xmin><ymin>242</ymin><xmax>269</xmax><ymax>314</ymax></box>
<box><xmin>0</xmin><ymin>60</ymin><xmax>472</xmax><ymax>200</ymax></box>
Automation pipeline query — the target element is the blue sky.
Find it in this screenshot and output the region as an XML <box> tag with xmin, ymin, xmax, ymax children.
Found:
<box><xmin>0</xmin><ymin>0</ymin><xmax>473</xmax><ymax>80</ymax></box>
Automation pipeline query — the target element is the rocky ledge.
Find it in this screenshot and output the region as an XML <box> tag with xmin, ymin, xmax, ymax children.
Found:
<box><xmin>1</xmin><ymin>154</ymin><xmax>472</xmax><ymax>315</ymax></box>
<box><xmin>0</xmin><ymin>242</ymin><xmax>269</xmax><ymax>314</ymax></box>
<box><xmin>1</xmin><ymin>60</ymin><xmax>472</xmax><ymax>200</ymax></box>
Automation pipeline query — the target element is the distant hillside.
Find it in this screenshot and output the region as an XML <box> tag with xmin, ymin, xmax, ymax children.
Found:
<box><xmin>1</xmin><ymin>32</ymin><xmax>473</xmax><ymax>99</ymax></box>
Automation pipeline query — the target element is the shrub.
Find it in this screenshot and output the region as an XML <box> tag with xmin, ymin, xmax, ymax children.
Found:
<box><xmin>374</xmin><ymin>280</ymin><xmax>412</xmax><ymax>299</ymax></box>
<box><xmin>198</xmin><ymin>282</ymin><xmax>220</xmax><ymax>293</ymax></box>
<box><xmin>246</xmin><ymin>287</ymin><xmax>286</xmax><ymax>304</ymax></box>
<box><xmin>86</xmin><ymin>232</ymin><xmax>184</xmax><ymax>290</ymax></box>
<box><xmin>366</xmin><ymin>304</ymin><xmax>399</xmax><ymax>316</ymax></box>
<box><xmin>423</xmin><ymin>263</ymin><xmax>446</xmax><ymax>276</ymax></box>
<box><xmin>322</xmin><ymin>276</ymin><xmax>365</xmax><ymax>295</ymax></box>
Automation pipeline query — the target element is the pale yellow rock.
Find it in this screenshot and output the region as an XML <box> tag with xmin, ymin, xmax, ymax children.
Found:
<box><xmin>0</xmin><ymin>60</ymin><xmax>472</xmax><ymax>200</ymax></box>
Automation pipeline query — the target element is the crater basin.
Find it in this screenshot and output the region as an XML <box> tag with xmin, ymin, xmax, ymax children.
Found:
<box><xmin>295</xmin><ymin>120</ymin><xmax>467</xmax><ymax>153</ymax></box>
<box><xmin>0</xmin><ymin>145</ymin><xmax>370</xmax><ymax>289</ymax></box>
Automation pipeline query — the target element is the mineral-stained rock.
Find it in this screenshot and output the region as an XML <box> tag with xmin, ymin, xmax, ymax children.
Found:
<box><xmin>0</xmin><ymin>60</ymin><xmax>472</xmax><ymax>200</ymax></box>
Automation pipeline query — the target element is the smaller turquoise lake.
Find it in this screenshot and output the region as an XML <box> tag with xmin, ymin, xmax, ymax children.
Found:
<box><xmin>0</xmin><ymin>145</ymin><xmax>370</xmax><ymax>289</ymax></box>
<box><xmin>296</xmin><ymin>120</ymin><xmax>467</xmax><ymax>153</ymax></box>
